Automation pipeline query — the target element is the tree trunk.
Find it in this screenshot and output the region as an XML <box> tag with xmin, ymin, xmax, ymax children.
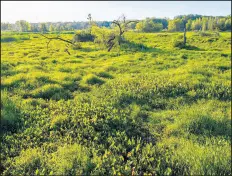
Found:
<box><xmin>118</xmin><ymin>31</ymin><xmax>124</xmax><ymax>45</ymax></box>
<box><xmin>107</xmin><ymin>43</ymin><xmax>115</xmax><ymax>52</ymax></box>
<box><xmin>183</xmin><ymin>27</ymin><xmax>187</xmax><ymax>45</ymax></box>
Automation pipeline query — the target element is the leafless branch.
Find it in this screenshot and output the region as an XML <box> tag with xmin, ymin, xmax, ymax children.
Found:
<box><xmin>40</xmin><ymin>33</ymin><xmax>75</xmax><ymax>46</ymax></box>
<box><xmin>39</xmin><ymin>33</ymin><xmax>77</xmax><ymax>54</ymax></box>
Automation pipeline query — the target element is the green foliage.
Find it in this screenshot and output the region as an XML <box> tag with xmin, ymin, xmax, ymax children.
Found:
<box><xmin>173</xmin><ymin>40</ymin><xmax>185</xmax><ymax>48</ymax></box>
<box><xmin>47</xmin><ymin>144</ymin><xmax>91</xmax><ymax>175</ymax></box>
<box><xmin>196</xmin><ymin>31</ymin><xmax>220</xmax><ymax>37</ymax></box>
<box><xmin>168</xmin><ymin>19</ymin><xmax>184</xmax><ymax>32</ymax></box>
<box><xmin>1</xmin><ymin>36</ymin><xmax>18</xmax><ymax>42</ymax></box>
<box><xmin>7</xmin><ymin>148</ymin><xmax>45</xmax><ymax>175</ymax></box>
<box><xmin>1</xmin><ymin>15</ymin><xmax>231</xmax><ymax>32</ymax></box>
<box><xmin>165</xmin><ymin>100</ymin><xmax>231</xmax><ymax>138</ymax></box>
<box><xmin>30</xmin><ymin>84</ymin><xmax>73</xmax><ymax>100</ymax></box>
<box><xmin>1</xmin><ymin>35</ymin><xmax>30</xmax><ymax>42</ymax></box>
<box><xmin>74</xmin><ymin>30</ymin><xmax>95</xmax><ymax>42</ymax></box>
<box><xmin>15</xmin><ymin>20</ymin><xmax>31</xmax><ymax>32</ymax></box>
<box><xmin>1</xmin><ymin>91</ymin><xmax>21</xmax><ymax>132</ymax></box>
<box><xmin>159</xmin><ymin>137</ymin><xmax>231</xmax><ymax>175</ymax></box>
<box><xmin>97</xmin><ymin>71</ymin><xmax>114</xmax><ymax>79</ymax></box>
<box><xmin>1</xmin><ymin>31</ymin><xmax>231</xmax><ymax>175</ymax></box>
<box><xmin>170</xmin><ymin>15</ymin><xmax>231</xmax><ymax>32</ymax></box>
<box><xmin>91</xmin><ymin>26</ymin><xmax>117</xmax><ymax>46</ymax></box>
<box><xmin>82</xmin><ymin>74</ymin><xmax>105</xmax><ymax>85</ymax></box>
<box><xmin>198</xmin><ymin>31</ymin><xmax>214</xmax><ymax>37</ymax></box>
<box><xmin>39</xmin><ymin>23</ymin><xmax>48</xmax><ymax>33</ymax></box>
<box><xmin>136</xmin><ymin>19</ymin><xmax>163</xmax><ymax>32</ymax></box>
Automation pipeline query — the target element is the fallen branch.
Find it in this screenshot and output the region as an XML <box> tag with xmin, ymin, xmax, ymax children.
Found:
<box><xmin>40</xmin><ymin>33</ymin><xmax>75</xmax><ymax>45</ymax></box>
<box><xmin>39</xmin><ymin>33</ymin><xmax>77</xmax><ymax>53</ymax></box>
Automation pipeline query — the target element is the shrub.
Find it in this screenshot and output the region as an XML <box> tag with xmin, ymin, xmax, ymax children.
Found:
<box><xmin>61</xmin><ymin>31</ymin><xmax>75</xmax><ymax>34</ymax></box>
<box><xmin>1</xmin><ymin>36</ymin><xmax>18</xmax><ymax>42</ymax></box>
<box><xmin>181</xmin><ymin>54</ymin><xmax>188</xmax><ymax>59</ymax></box>
<box><xmin>136</xmin><ymin>19</ymin><xmax>163</xmax><ymax>32</ymax></box>
<box><xmin>197</xmin><ymin>32</ymin><xmax>220</xmax><ymax>37</ymax></box>
<box><xmin>73</xmin><ymin>31</ymin><xmax>95</xmax><ymax>42</ymax></box>
<box><xmin>173</xmin><ymin>40</ymin><xmax>185</xmax><ymax>48</ymax></box>
<box><xmin>207</xmin><ymin>37</ymin><xmax>219</xmax><ymax>42</ymax></box>
<box><xmin>199</xmin><ymin>32</ymin><xmax>213</xmax><ymax>37</ymax></box>
<box><xmin>124</xmin><ymin>42</ymin><xmax>148</xmax><ymax>51</ymax></box>
<box><xmin>1</xmin><ymin>35</ymin><xmax>30</xmax><ymax>42</ymax></box>
<box><xmin>19</xmin><ymin>36</ymin><xmax>30</xmax><ymax>41</ymax></box>
<box><xmin>177</xmin><ymin>35</ymin><xmax>183</xmax><ymax>39</ymax></box>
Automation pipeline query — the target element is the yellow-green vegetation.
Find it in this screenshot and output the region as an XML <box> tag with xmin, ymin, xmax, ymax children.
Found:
<box><xmin>1</xmin><ymin>31</ymin><xmax>231</xmax><ymax>175</ymax></box>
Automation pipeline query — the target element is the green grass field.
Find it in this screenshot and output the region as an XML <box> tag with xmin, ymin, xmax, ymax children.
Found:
<box><xmin>1</xmin><ymin>31</ymin><xmax>231</xmax><ymax>175</ymax></box>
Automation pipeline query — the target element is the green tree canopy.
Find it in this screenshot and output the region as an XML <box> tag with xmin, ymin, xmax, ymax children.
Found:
<box><xmin>136</xmin><ymin>19</ymin><xmax>163</xmax><ymax>32</ymax></box>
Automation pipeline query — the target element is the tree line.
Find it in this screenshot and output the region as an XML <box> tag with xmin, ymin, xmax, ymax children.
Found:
<box><xmin>1</xmin><ymin>14</ymin><xmax>231</xmax><ymax>32</ymax></box>
<box><xmin>1</xmin><ymin>21</ymin><xmax>111</xmax><ymax>32</ymax></box>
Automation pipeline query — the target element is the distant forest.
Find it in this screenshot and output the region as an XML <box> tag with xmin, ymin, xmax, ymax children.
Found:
<box><xmin>1</xmin><ymin>14</ymin><xmax>231</xmax><ymax>32</ymax></box>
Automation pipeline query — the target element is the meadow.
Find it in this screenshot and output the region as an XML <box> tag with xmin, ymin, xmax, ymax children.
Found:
<box><xmin>1</xmin><ymin>30</ymin><xmax>231</xmax><ymax>175</ymax></box>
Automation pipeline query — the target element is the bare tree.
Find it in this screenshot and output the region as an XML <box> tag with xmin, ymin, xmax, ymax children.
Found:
<box><xmin>111</xmin><ymin>14</ymin><xmax>138</xmax><ymax>46</ymax></box>
<box><xmin>101</xmin><ymin>14</ymin><xmax>139</xmax><ymax>52</ymax></box>
<box><xmin>106</xmin><ymin>34</ymin><xmax>116</xmax><ymax>52</ymax></box>
<box><xmin>39</xmin><ymin>14</ymin><xmax>138</xmax><ymax>53</ymax></box>
<box><xmin>40</xmin><ymin>13</ymin><xmax>95</xmax><ymax>54</ymax></box>
<box><xmin>87</xmin><ymin>14</ymin><xmax>92</xmax><ymax>22</ymax></box>
<box><xmin>87</xmin><ymin>13</ymin><xmax>93</xmax><ymax>33</ymax></box>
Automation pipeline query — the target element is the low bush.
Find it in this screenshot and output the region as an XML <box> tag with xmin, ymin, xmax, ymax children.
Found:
<box><xmin>1</xmin><ymin>35</ymin><xmax>30</xmax><ymax>42</ymax></box>
<box><xmin>173</xmin><ymin>40</ymin><xmax>185</xmax><ymax>48</ymax></box>
<box><xmin>1</xmin><ymin>36</ymin><xmax>18</xmax><ymax>42</ymax></box>
<box><xmin>195</xmin><ymin>31</ymin><xmax>220</xmax><ymax>37</ymax></box>
<box><xmin>73</xmin><ymin>31</ymin><xmax>95</xmax><ymax>42</ymax></box>
<box><xmin>199</xmin><ymin>32</ymin><xmax>214</xmax><ymax>37</ymax></box>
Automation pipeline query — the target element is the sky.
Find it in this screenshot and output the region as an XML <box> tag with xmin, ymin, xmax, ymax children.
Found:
<box><xmin>1</xmin><ymin>1</ymin><xmax>231</xmax><ymax>23</ymax></box>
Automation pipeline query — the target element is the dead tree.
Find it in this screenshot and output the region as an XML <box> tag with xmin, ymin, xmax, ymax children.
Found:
<box><xmin>39</xmin><ymin>15</ymin><xmax>138</xmax><ymax>53</ymax></box>
<box><xmin>87</xmin><ymin>13</ymin><xmax>93</xmax><ymax>33</ymax></box>
<box><xmin>107</xmin><ymin>34</ymin><xmax>116</xmax><ymax>52</ymax></box>
<box><xmin>107</xmin><ymin>14</ymin><xmax>138</xmax><ymax>51</ymax></box>
<box><xmin>112</xmin><ymin>14</ymin><xmax>138</xmax><ymax>45</ymax></box>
